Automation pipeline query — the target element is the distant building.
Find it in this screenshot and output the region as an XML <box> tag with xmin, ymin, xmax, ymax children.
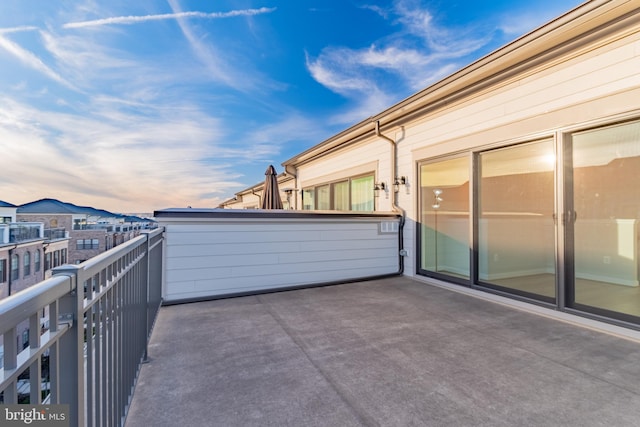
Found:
<box><xmin>0</xmin><ymin>200</ymin><xmax>70</xmax><ymax>298</ymax></box>
<box><xmin>17</xmin><ymin>198</ymin><xmax>155</xmax><ymax>264</ymax></box>
<box><xmin>0</xmin><ymin>200</ymin><xmax>70</xmax><ymax>350</ymax></box>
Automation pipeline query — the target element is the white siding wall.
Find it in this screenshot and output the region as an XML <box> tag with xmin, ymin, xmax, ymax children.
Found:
<box><xmin>291</xmin><ymin>24</ymin><xmax>640</xmax><ymax>279</ymax></box>
<box><xmin>160</xmin><ymin>212</ymin><xmax>400</xmax><ymax>302</ymax></box>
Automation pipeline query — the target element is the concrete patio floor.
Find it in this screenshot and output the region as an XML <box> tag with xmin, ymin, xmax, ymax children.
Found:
<box><xmin>125</xmin><ymin>277</ymin><xmax>640</xmax><ymax>427</ymax></box>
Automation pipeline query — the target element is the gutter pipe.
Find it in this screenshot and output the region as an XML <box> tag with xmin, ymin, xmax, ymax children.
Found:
<box><xmin>7</xmin><ymin>244</ymin><xmax>17</xmax><ymax>296</ymax></box>
<box><xmin>251</xmin><ymin>187</ymin><xmax>262</xmax><ymax>208</ymax></box>
<box><xmin>375</xmin><ymin>120</ymin><xmax>406</xmax><ymax>275</ymax></box>
<box><xmin>283</xmin><ymin>166</ymin><xmax>298</xmax><ymax>210</ymax></box>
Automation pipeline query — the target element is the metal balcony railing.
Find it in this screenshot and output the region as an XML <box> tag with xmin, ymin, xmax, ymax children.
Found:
<box><xmin>8</xmin><ymin>223</ymin><xmax>43</xmax><ymax>243</ymax></box>
<box><xmin>44</xmin><ymin>228</ymin><xmax>68</xmax><ymax>240</ymax></box>
<box><xmin>0</xmin><ymin>227</ymin><xmax>164</xmax><ymax>426</ymax></box>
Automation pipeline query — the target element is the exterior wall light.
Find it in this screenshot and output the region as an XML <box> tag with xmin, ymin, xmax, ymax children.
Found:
<box><xmin>282</xmin><ymin>188</ymin><xmax>297</xmax><ymax>209</ymax></box>
<box><xmin>394</xmin><ymin>176</ymin><xmax>407</xmax><ymax>192</ymax></box>
<box><xmin>374</xmin><ymin>182</ymin><xmax>386</xmax><ymax>197</ymax></box>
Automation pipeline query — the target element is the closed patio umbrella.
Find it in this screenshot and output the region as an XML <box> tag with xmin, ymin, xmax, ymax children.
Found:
<box><xmin>261</xmin><ymin>165</ymin><xmax>283</xmax><ymax>209</ymax></box>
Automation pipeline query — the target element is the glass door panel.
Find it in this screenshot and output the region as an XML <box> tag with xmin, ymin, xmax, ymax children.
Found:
<box><xmin>568</xmin><ymin>120</ymin><xmax>640</xmax><ymax>319</ymax></box>
<box><xmin>419</xmin><ymin>156</ymin><xmax>470</xmax><ymax>280</ymax></box>
<box><xmin>478</xmin><ymin>140</ymin><xmax>556</xmax><ymax>302</ymax></box>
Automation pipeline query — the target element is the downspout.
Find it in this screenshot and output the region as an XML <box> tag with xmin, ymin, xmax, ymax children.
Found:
<box><xmin>375</xmin><ymin>121</ymin><xmax>406</xmax><ymax>274</ymax></box>
<box><xmin>284</xmin><ymin>165</ymin><xmax>298</xmax><ymax>210</ymax></box>
<box><xmin>251</xmin><ymin>188</ymin><xmax>262</xmax><ymax>208</ymax></box>
<box><xmin>7</xmin><ymin>244</ymin><xmax>17</xmax><ymax>296</ymax></box>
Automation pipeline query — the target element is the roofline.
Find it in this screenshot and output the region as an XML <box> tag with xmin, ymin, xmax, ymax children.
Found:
<box><xmin>228</xmin><ymin>173</ymin><xmax>295</xmax><ymax>198</ymax></box>
<box><xmin>283</xmin><ymin>0</ymin><xmax>636</xmax><ymax>167</ymax></box>
<box><xmin>155</xmin><ymin>208</ymin><xmax>400</xmax><ymax>220</ymax></box>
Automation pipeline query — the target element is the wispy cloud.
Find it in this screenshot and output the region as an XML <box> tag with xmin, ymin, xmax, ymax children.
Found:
<box><xmin>306</xmin><ymin>0</ymin><xmax>495</xmax><ymax>121</ymax></box>
<box><xmin>0</xmin><ymin>26</ymin><xmax>39</xmax><ymax>34</ymax></box>
<box><xmin>166</xmin><ymin>0</ymin><xmax>279</xmax><ymax>93</ymax></box>
<box><xmin>63</xmin><ymin>7</ymin><xmax>276</xmax><ymax>29</ymax></box>
<box><xmin>0</xmin><ymin>2</ymin><xmax>292</xmax><ymax>210</ymax></box>
<box><xmin>0</xmin><ymin>34</ymin><xmax>76</xmax><ymax>90</ymax></box>
<box><xmin>0</xmin><ymin>96</ymin><xmax>244</xmax><ymax>210</ymax></box>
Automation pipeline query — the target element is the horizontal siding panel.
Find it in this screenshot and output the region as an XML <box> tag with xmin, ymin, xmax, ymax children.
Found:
<box><xmin>166</xmin><ymin>237</ymin><xmax>396</xmax><ymax>258</ymax></box>
<box><xmin>281</xmin><ymin>247</ymin><xmax>396</xmax><ymax>264</ymax></box>
<box><xmin>166</xmin><ymin>253</ymin><xmax>281</xmax><ymax>270</ymax></box>
<box><xmin>232</xmin><ymin>257</ymin><xmax>397</xmax><ymax>277</ymax></box>
<box><xmin>166</xmin><ymin>246</ymin><xmax>396</xmax><ymax>271</ymax></box>
<box><xmin>168</xmin><ymin>228</ymin><xmax>389</xmax><ymax>245</ymax></box>
<box><xmin>166</xmin><ymin>254</ymin><xmax>397</xmax><ymax>281</ymax></box>
<box><xmin>161</xmin><ymin>215</ymin><xmax>401</xmax><ymax>301</ymax></box>
<box><xmin>166</xmin><ymin>264</ymin><xmax>398</xmax><ymax>300</ymax></box>
<box><xmin>167</xmin><ymin>221</ymin><xmax>385</xmax><ymax>233</ymax></box>
<box><xmin>402</xmin><ymin>38</ymin><xmax>640</xmax><ymax>148</ymax></box>
<box><xmin>168</xmin><ymin>230</ymin><xmax>323</xmax><ymax>245</ymax></box>
<box><xmin>167</xmin><ymin>241</ymin><xmax>305</xmax><ymax>257</ymax></box>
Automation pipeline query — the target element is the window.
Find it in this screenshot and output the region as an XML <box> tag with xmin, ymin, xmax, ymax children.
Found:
<box><xmin>61</xmin><ymin>249</ymin><xmax>67</xmax><ymax>264</ymax></box>
<box><xmin>0</xmin><ymin>259</ymin><xmax>6</xmax><ymax>283</ymax></box>
<box><xmin>302</xmin><ymin>188</ymin><xmax>315</xmax><ymax>210</ymax></box>
<box><xmin>302</xmin><ymin>174</ymin><xmax>374</xmax><ymax>211</ymax></box>
<box><xmin>53</xmin><ymin>251</ymin><xmax>59</xmax><ymax>268</ymax></box>
<box><xmin>24</xmin><ymin>251</ymin><xmax>31</xmax><ymax>276</ymax></box>
<box><xmin>350</xmin><ymin>175</ymin><xmax>374</xmax><ymax>211</ymax></box>
<box><xmin>22</xmin><ymin>330</ymin><xmax>29</xmax><ymax>349</ymax></box>
<box><xmin>45</xmin><ymin>252</ymin><xmax>52</xmax><ymax>271</ymax></box>
<box><xmin>1</xmin><ymin>216</ymin><xmax>12</xmax><ymax>224</ymax></box>
<box><xmin>11</xmin><ymin>254</ymin><xmax>19</xmax><ymax>281</ymax></box>
<box><xmin>316</xmin><ymin>185</ymin><xmax>331</xmax><ymax>210</ymax></box>
<box><xmin>333</xmin><ymin>181</ymin><xmax>349</xmax><ymax>211</ymax></box>
<box><xmin>35</xmin><ymin>249</ymin><xmax>41</xmax><ymax>272</ymax></box>
<box><xmin>76</xmin><ymin>239</ymin><xmax>99</xmax><ymax>250</ymax></box>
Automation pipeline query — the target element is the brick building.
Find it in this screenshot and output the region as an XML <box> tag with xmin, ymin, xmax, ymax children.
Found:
<box><xmin>17</xmin><ymin>198</ymin><xmax>151</xmax><ymax>265</ymax></box>
<box><xmin>0</xmin><ymin>200</ymin><xmax>70</xmax><ymax>350</ymax></box>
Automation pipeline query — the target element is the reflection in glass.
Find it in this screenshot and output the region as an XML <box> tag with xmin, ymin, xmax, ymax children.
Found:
<box><xmin>478</xmin><ymin>140</ymin><xmax>556</xmax><ymax>301</ymax></box>
<box><xmin>302</xmin><ymin>188</ymin><xmax>314</xmax><ymax>210</ymax></box>
<box><xmin>571</xmin><ymin>120</ymin><xmax>640</xmax><ymax>318</ymax></box>
<box><xmin>316</xmin><ymin>185</ymin><xmax>330</xmax><ymax>210</ymax></box>
<box><xmin>351</xmin><ymin>176</ymin><xmax>374</xmax><ymax>211</ymax></box>
<box><xmin>420</xmin><ymin>156</ymin><xmax>470</xmax><ymax>279</ymax></box>
<box><xmin>334</xmin><ymin>181</ymin><xmax>349</xmax><ymax>211</ymax></box>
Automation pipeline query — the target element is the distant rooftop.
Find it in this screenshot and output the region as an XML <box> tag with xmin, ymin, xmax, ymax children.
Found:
<box><xmin>17</xmin><ymin>198</ymin><xmax>119</xmax><ymax>218</ymax></box>
<box><xmin>0</xmin><ymin>200</ymin><xmax>17</xmax><ymax>208</ymax></box>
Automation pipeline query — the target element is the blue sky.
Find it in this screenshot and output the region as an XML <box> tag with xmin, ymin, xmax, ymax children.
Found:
<box><xmin>0</xmin><ymin>0</ymin><xmax>583</xmax><ymax>213</ymax></box>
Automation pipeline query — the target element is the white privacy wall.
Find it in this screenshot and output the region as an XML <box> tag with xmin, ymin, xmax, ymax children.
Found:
<box><xmin>158</xmin><ymin>210</ymin><xmax>401</xmax><ymax>302</ymax></box>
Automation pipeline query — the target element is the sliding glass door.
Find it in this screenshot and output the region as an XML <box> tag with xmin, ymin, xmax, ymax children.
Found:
<box><xmin>419</xmin><ymin>156</ymin><xmax>470</xmax><ymax>281</ymax></box>
<box><xmin>477</xmin><ymin>139</ymin><xmax>557</xmax><ymax>303</ymax></box>
<box><xmin>566</xmin><ymin>120</ymin><xmax>640</xmax><ymax>321</ymax></box>
<box><xmin>417</xmin><ymin>118</ymin><xmax>640</xmax><ymax>326</ymax></box>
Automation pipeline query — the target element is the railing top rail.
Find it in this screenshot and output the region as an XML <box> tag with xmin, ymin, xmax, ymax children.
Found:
<box><xmin>0</xmin><ymin>275</ymin><xmax>73</xmax><ymax>335</ymax></box>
